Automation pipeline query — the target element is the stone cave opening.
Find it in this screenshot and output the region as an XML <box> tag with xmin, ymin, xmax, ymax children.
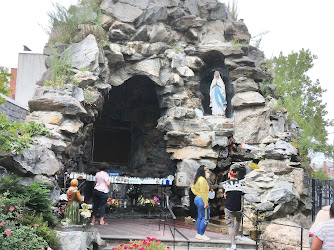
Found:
<box><xmin>199</xmin><ymin>50</ymin><xmax>234</xmax><ymax>118</ymax></box>
<box><xmin>91</xmin><ymin>75</ymin><xmax>175</xmax><ymax>178</ymax></box>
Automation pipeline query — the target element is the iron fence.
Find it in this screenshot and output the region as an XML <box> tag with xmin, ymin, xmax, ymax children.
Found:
<box><xmin>311</xmin><ymin>178</ymin><xmax>334</xmax><ymax>220</ymax></box>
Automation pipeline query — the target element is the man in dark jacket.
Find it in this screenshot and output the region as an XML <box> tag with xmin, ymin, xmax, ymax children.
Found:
<box><xmin>220</xmin><ymin>167</ymin><xmax>243</xmax><ymax>250</ymax></box>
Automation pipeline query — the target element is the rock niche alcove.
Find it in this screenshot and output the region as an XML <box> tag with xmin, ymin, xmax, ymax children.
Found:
<box><xmin>91</xmin><ymin>75</ymin><xmax>175</xmax><ymax>177</ymax></box>
<box><xmin>199</xmin><ymin>50</ymin><xmax>234</xmax><ymax>118</ymax></box>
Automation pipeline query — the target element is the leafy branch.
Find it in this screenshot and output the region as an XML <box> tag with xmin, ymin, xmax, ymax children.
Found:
<box><xmin>0</xmin><ymin>114</ymin><xmax>51</xmax><ymax>154</ymax></box>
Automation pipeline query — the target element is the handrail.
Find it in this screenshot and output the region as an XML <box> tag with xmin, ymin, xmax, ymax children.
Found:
<box><xmin>242</xmin><ymin>201</ymin><xmax>306</xmax><ymax>250</ymax></box>
<box><xmin>165</xmin><ymin>194</ymin><xmax>176</xmax><ymax>219</ymax></box>
<box><xmin>160</xmin><ymin>192</ymin><xmax>190</xmax><ymax>250</ymax></box>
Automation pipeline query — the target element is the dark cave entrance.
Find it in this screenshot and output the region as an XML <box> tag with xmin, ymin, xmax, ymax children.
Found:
<box><xmin>92</xmin><ymin>75</ymin><xmax>175</xmax><ymax>178</ymax></box>
<box><xmin>199</xmin><ymin>50</ymin><xmax>234</xmax><ymax>118</ymax></box>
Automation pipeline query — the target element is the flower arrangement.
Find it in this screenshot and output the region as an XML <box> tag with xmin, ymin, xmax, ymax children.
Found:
<box><xmin>79</xmin><ymin>203</ymin><xmax>92</xmax><ymax>224</ymax></box>
<box><xmin>112</xmin><ymin>237</ymin><xmax>169</xmax><ymax>250</ymax></box>
<box><xmin>107</xmin><ymin>198</ymin><xmax>119</xmax><ymax>207</ymax></box>
<box><xmin>138</xmin><ymin>196</ymin><xmax>160</xmax><ymax>207</ymax></box>
<box><xmin>138</xmin><ymin>196</ymin><xmax>160</xmax><ymax>215</ymax></box>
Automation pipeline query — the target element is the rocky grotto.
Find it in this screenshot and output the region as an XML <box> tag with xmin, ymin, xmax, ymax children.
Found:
<box><xmin>0</xmin><ymin>0</ymin><xmax>311</xmax><ymax>222</ymax></box>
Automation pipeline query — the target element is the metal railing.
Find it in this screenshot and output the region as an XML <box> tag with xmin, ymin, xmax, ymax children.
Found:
<box><xmin>311</xmin><ymin>178</ymin><xmax>334</xmax><ymax>220</ymax></box>
<box><xmin>159</xmin><ymin>192</ymin><xmax>190</xmax><ymax>250</ymax></box>
<box><xmin>242</xmin><ymin>201</ymin><xmax>307</xmax><ymax>250</ymax></box>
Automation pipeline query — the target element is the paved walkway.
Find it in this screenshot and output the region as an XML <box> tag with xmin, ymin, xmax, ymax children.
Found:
<box><xmin>91</xmin><ymin>218</ymin><xmax>229</xmax><ymax>240</ymax></box>
<box><xmin>88</xmin><ymin>218</ymin><xmax>256</xmax><ymax>249</ymax></box>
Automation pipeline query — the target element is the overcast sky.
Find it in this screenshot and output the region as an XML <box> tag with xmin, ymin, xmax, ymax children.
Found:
<box><xmin>0</xmin><ymin>0</ymin><xmax>333</xmax><ymax>143</ymax></box>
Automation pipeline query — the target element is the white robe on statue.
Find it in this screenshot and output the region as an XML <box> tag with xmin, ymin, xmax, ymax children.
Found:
<box><xmin>209</xmin><ymin>71</ymin><xmax>227</xmax><ymax>116</ymax></box>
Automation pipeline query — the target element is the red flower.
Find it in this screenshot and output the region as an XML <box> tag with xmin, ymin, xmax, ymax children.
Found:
<box><xmin>6</xmin><ymin>228</ymin><xmax>11</xmax><ymax>236</ymax></box>
<box><xmin>9</xmin><ymin>206</ymin><xmax>14</xmax><ymax>211</ymax></box>
<box><xmin>0</xmin><ymin>221</ymin><xmax>4</xmax><ymax>226</ymax></box>
<box><xmin>34</xmin><ymin>224</ymin><xmax>39</xmax><ymax>228</ymax></box>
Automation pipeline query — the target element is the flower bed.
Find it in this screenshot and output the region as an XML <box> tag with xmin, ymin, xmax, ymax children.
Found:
<box><xmin>0</xmin><ymin>175</ymin><xmax>59</xmax><ymax>249</ymax></box>
<box><xmin>112</xmin><ymin>237</ymin><xmax>170</xmax><ymax>250</ymax></box>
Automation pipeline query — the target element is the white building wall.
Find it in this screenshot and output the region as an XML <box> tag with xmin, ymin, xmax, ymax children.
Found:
<box><xmin>15</xmin><ymin>52</ymin><xmax>47</xmax><ymax>108</ymax></box>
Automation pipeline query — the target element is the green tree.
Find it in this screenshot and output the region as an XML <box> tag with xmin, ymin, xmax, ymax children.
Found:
<box><xmin>311</xmin><ymin>169</ymin><xmax>330</xmax><ymax>180</ymax></box>
<box><xmin>267</xmin><ymin>49</ymin><xmax>333</xmax><ymax>166</ymax></box>
<box><xmin>0</xmin><ymin>67</ymin><xmax>13</xmax><ymax>105</ymax></box>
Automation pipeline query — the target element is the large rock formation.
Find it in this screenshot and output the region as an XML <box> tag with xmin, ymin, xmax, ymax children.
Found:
<box><xmin>0</xmin><ymin>0</ymin><xmax>309</xmax><ymax>220</ymax></box>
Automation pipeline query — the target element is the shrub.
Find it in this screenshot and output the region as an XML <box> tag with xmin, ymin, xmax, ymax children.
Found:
<box><xmin>44</xmin><ymin>48</ymin><xmax>74</xmax><ymax>88</ymax></box>
<box><xmin>0</xmin><ymin>115</ymin><xmax>50</xmax><ymax>154</ymax></box>
<box><xmin>227</xmin><ymin>0</ymin><xmax>239</xmax><ymax>21</ymax></box>
<box><xmin>0</xmin><ymin>193</ymin><xmax>53</xmax><ymax>249</ymax></box>
<box><xmin>259</xmin><ymin>80</ymin><xmax>273</xmax><ymax>98</ymax></box>
<box><xmin>230</xmin><ymin>39</ymin><xmax>246</xmax><ymax>49</ymax></box>
<box><xmin>0</xmin><ymin>175</ymin><xmax>57</xmax><ymax>225</ymax></box>
<box><xmin>0</xmin><ymin>226</ymin><xmax>50</xmax><ymax>249</ymax></box>
<box><xmin>21</xmin><ymin>213</ymin><xmax>59</xmax><ymax>249</ymax></box>
<box><xmin>47</xmin><ymin>0</ymin><xmax>106</xmax><ymax>45</ymax></box>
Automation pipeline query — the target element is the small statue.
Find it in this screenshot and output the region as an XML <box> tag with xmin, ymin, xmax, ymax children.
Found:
<box><xmin>210</xmin><ymin>71</ymin><xmax>227</xmax><ymax>116</ymax></box>
<box><xmin>65</xmin><ymin>179</ymin><xmax>82</xmax><ymax>224</ymax></box>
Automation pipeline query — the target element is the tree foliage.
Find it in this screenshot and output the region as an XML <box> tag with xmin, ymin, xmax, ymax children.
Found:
<box><xmin>267</xmin><ymin>49</ymin><xmax>333</xmax><ymax>165</ymax></box>
<box><xmin>311</xmin><ymin>169</ymin><xmax>330</xmax><ymax>180</ymax></box>
<box><xmin>0</xmin><ymin>67</ymin><xmax>13</xmax><ymax>105</ymax></box>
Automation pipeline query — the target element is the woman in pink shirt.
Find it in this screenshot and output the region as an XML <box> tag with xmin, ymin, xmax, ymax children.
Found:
<box><xmin>91</xmin><ymin>165</ymin><xmax>110</xmax><ymax>225</ymax></box>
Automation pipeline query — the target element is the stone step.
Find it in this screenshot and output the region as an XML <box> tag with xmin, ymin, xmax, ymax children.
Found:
<box><xmin>101</xmin><ymin>235</ymin><xmax>257</xmax><ymax>250</ymax></box>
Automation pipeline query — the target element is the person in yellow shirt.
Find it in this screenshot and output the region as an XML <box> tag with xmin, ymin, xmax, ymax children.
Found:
<box><xmin>191</xmin><ymin>165</ymin><xmax>210</xmax><ymax>241</ymax></box>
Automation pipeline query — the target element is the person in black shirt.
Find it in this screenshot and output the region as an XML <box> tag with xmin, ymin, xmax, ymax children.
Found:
<box><xmin>220</xmin><ymin>167</ymin><xmax>243</xmax><ymax>250</ymax></box>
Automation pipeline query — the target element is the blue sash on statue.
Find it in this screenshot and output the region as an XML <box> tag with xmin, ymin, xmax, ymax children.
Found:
<box><xmin>214</xmin><ymin>85</ymin><xmax>227</xmax><ymax>107</ymax></box>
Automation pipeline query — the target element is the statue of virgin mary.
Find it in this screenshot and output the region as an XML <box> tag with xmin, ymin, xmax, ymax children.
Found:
<box><xmin>210</xmin><ymin>71</ymin><xmax>227</xmax><ymax>116</ymax></box>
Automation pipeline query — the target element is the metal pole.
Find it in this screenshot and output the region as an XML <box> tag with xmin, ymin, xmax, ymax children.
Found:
<box><xmin>312</xmin><ymin>178</ymin><xmax>315</xmax><ymax>221</ymax></box>
<box><xmin>255</xmin><ymin>210</ymin><xmax>259</xmax><ymax>250</ymax></box>
<box><xmin>241</xmin><ymin>195</ymin><xmax>244</xmax><ymax>236</ymax></box>
<box><xmin>319</xmin><ymin>181</ymin><xmax>323</xmax><ymax>209</ymax></box>
<box><xmin>300</xmin><ymin>227</ymin><xmax>303</xmax><ymax>250</ymax></box>
<box><xmin>173</xmin><ymin>219</ymin><xmax>176</xmax><ymax>250</ymax></box>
